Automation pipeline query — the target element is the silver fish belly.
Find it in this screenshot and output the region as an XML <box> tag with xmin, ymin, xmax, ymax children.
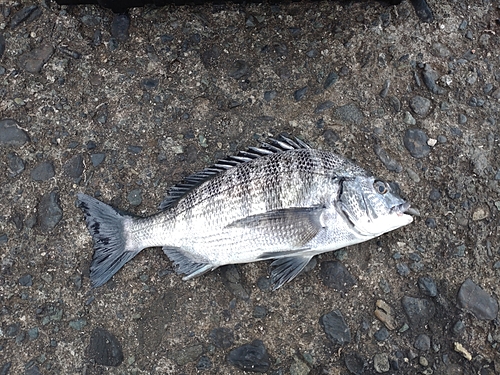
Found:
<box><xmin>78</xmin><ymin>136</ymin><xmax>414</xmax><ymax>289</ymax></box>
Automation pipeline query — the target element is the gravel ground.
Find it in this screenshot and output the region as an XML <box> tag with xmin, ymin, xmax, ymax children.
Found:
<box><xmin>1</xmin><ymin>0</ymin><xmax>500</xmax><ymax>374</ymax></box>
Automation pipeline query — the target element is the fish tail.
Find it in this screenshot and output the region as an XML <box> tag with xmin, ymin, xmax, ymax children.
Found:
<box><xmin>77</xmin><ymin>193</ymin><xmax>141</xmax><ymax>287</ymax></box>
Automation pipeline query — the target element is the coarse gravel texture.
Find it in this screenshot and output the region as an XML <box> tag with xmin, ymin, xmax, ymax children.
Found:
<box><xmin>1</xmin><ymin>0</ymin><xmax>500</xmax><ymax>374</ymax></box>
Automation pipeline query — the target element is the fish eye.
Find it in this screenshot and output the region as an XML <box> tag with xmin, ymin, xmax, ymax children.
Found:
<box><xmin>373</xmin><ymin>180</ymin><xmax>388</xmax><ymax>194</ymax></box>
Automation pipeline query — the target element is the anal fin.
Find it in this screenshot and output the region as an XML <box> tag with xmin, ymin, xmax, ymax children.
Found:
<box><xmin>270</xmin><ymin>255</ymin><xmax>313</xmax><ymax>290</ymax></box>
<box><xmin>162</xmin><ymin>246</ymin><xmax>213</xmax><ymax>280</ymax></box>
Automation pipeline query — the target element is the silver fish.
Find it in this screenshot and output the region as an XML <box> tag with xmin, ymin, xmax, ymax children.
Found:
<box><xmin>77</xmin><ymin>136</ymin><xmax>414</xmax><ymax>289</ymax></box>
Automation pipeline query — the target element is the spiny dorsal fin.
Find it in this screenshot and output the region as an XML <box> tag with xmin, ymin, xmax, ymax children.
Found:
<box><xmin>158</xmin><ymin>135</ymin><xmax>310</xmax><ymax>210</ymax></box>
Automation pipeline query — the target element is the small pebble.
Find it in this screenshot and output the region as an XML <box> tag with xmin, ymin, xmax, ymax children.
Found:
<box><xmin>334</xmin><ymin>103</ymin><xmax>364</xmax><ymax>125</ymax></box>
<box><xmin>7</xmin><ymin>152</ymin><xmax>25</xmax><ymax>177</ymax></box>
<box><xmin>418</xmin><ymin>276</ymin><xmax>438</xmax><ymax>297</ymax></box>
<box><xmin>324</xmin><ymin>72</ymin><xmax>339</xmax><ymax>89</ymax></box>
<box><xmin>414</xmin><ymin>334</ymin><xmax>431</xmax><ymax>351</ymax></box>
<box><xmin>88</xmin><ymin>327</ymin><xmax>124</xmax><ymax>366</ymax></box>
<box><xmin>18</xmin><ymin>44</ymin><xmax>54</xmax><ymax>73</ymax></box>
<box><xmin>31</xmin><ymin>161</ymin><xmax>55</xmax><ymax>181</ymax></box>
<box><xmin>374</xmin><ymin>327</ymin><xmax>389</xmax><ymax>341</ymax></box>
<box><xmin>38</xmin><ymin>190</ymin><xmax>63</xmax><ymax>232</ymax></box>
<box><xmin>91</xmin><ymin>153</ymin><xmax>106</xmax><ymax>167</ymax></box>
<box><xmin>402</xmin><ymin>296</ymin><xmax>436</xmax><ymax>327</ymax></box>
<box><xmin>344</xmin><ymin>352</ymin><xmax>366</xmax><ymax>375</ymax></box>
<box><xmin>63</xmin><ymin>154</ymin><xmax>84</xmax><ymax>178</ymax></box>
<box><xmin>373</xmin><ymin>353</ymin><xmax>390</xmax><ymax>373</ymax></box>
<box><xmin>209</xmin><ymin>327</ymin><xmax>234</xmax><ymax>349</ymax></box>
<box><xmin>374</xmin><ymin>300</ymin><xmax>396</xmax><ymax>330</ymax></box>
<box><xmin>396</xmin><ymin>263</ymin><xmax>410</xmax><ymax>276</ymax></box>
<box><xmin>319</xmin><ymin>260</ymin><xmax>356</xmax><ymax>292</ymax></box>
<box><xmin>294</xmin><ymin>86</ymin><xmax>308</xmax><ymax>101</ymax></box>
<box><xmin>427</xmin><ymin>138</ymin><xmax>437</xmax><ymax>147</ymax></box>
<box><xmin>409</xmin><ymin>96</ymin><xmax>431</xmax><ymax>117</ymax></box>
<box><xmin>19</xmin><ymin>274</ymin><xmax>33</xmax><ymax>286</ymax></box>
<box><xmin>127</xmin><ymin>189</ymin><xmax>142</xmax><ymax>206</ymax></box>
<box><xmin>264</xmin><ymin>90</ymin><xmax>277</xmax><ymax>102</ymax></box>
<box><xmin>453</xmin><ymin>320</ymin><xmax>465</xmax><ymax>335</ymax></box>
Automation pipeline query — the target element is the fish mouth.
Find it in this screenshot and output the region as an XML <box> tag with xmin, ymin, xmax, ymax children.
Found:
<box><xmin>392</xmin><ymin>202</ymin><xmax>420</xmax><ymax>217</ymax></box>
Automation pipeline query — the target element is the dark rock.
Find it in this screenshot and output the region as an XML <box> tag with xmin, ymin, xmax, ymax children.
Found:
<box><xmin>229</xmin><ymin>60</ymin><xmax>249</xmax><ymax>79</ymax></box>
<box><xmin>388</xmin><ymin>96</ymin><xmax>401</xmax><ymax>112</ymax></box>
<box><xmin>411</xmin><ymin>0</ymin><xmax>434</xmax><ymax>22</ymax></box>
<box><xmin>0</xmin><ymin>234</ymin><xmax>7</xmax><ymax>244</ymax></box>
<box><xmin>111</xmin><ymin>13</ymin><xmax>130</xmax><ymax>42</ymax></box>
<box><xmin>458</xmin><ymin>279</ymin><xmax>498</xmax><ymax>320</ymax></box>
<box><xmin>127</xmin><ymin>189</ymin><xmax>142</xmax><ymax>206</ymax></box>
<box><xmin>324</xmin><ymin>72</ymin><xmax>339</xmax><ymax>89</ymax></box>
<box><xmin>5</xmin><ymin>323</ymin><xmax>20</xmax><ymax>336</ymax></box>
<box><xmin>63</xmin><ymin>154</ymin><xmax>84</xmax><ymax>178</ymax></box>
<box><xmin>18</xmin><ymin>44</ymin><xmax>54</xmax><ymax>74</ymax></box>
<box><xmin>142</xmin><ymin>78</ymin><xmax>158</xmax><ymax>90</ymax></box>
<box><xmin>28</xmin><ymin>327</ymin><xmax>39</xmax><ymax>340</ymax></box>
<box><xmin>422</xmin><ymin>65</ymin><xmax>445</xmax><ymax>95</ymax></box>
<box><xmin>31</xmin><ymin>161</ymin><xmax>55</xmax><ymax>181</ymax></box>
<box><xmin>0</xmin><ymin>34</ymin><xmax>5</xmax><ymax>59</ymax></box>
<box><xmin>0</xmin><ymin>363</ymin><xmax>11</xmax><ymax>375</ymax></box>
<box><xmin>452</xmin><ymin>320</ymin><xmax>465</xmax><ymax>335</ymax></box>
<box><xmin>409</xmin><ymin>96</ymin><xmax>431</xmax><ymax>117</ymax></box>
<box><xmin>0</xmin><ymin>119</ymin><xmax>30</xmax><ymax>146</ymax></box>
<box><xmin>429</xmin><ymin>188</ymin><xmax>441</xmax><ymax>202</ymax></box>
<box><xmin>315</xmin><ymin>101</ymin><xmax>334</xmax><ymax>114</ymax></box>
<box><xmin>38</xmin><ymin>190</ymin><xmax>63</xmax><ymax>232</ymax></box>
<box><xmin>374</xmin><ymin>327</ymin><xmax>389</xmax><ymax>341</ymax></box>
<box><xmin>253</xmin><ymin>306</ymin><xmax>267</xmax><ymax>318</ymax></box>
<box><xmin>425</xmin><ymin>218</ymin><xmax>436</xmax><ymax>228</ymax></box>
<box><xmin>374</xmin><ymin>144</ymin><xmax>402</xmax><ymax>173</ymax></box>
<box><xmin>319</xmin><ymin>261</ymin><xmax>356</xmax><ymax>292</ymax></box>
<box><xmin>10</xmin><ymin>5</ymin><xmax>38</xmax><ymax>29</ymax></box>
<box><xmin>403</xmin><ymin>128</ymin><xmax>430</xmax><ymax>158</ymax></box>
<box><xmin>19</xmin><ymin>274</ymin><xmax>32</xmax><ymax>286</ymax></box>
<box><xmin>127</xmin><ymin>145</ymin><xmax>143</xmax><ymax>154</ymax></box>
<box><xmin>227</xmin><ymin>340</ymin><xmax>270</xmax><ymax>373</ymax></box>
<box><xmin>396</xmin><ymin>263</ymin><xmax>410</xmax><ymax>276</ymax></box>
<box><xmin>7</xmin><ymin>152</ymin><xmax>25</xmax><ymax>177</ymax></box>
<box><xmin>293</xmin><ymin>86</ymin><xmax>308</xmax><ymax>101</ymax></box>
<box><xmin>379</xmin><ymin>79</ymin><xmax>390</xmax><ymax>98</ymax></box>
<box><xmin>344</xmin><ymin>352</ymin><xmax>366</xmax><ymax>375</ymax></box>
<box><xmin>335</xmin><ymin>103</ymin><xmax>364</xmax><ymax>125</ymax></box>
<box><xmin>220</xmin><ymin>265</ymin><xmax>250</xmax><ymax>300</ymax></box>
<box><xmin>197</xmin><ymin>356</ymin><xmax>212</xmax><ymax>371</ymax></box>
<box><xmin>88</xmin><ymin>327</ymin><xmax>124</xmax><ymax>366</ymax></box>
<box><xmin>418</xmin><ymin>276</ymin><xmax>437</xmax><ymax>297</ymax></box>
<box><xmin>323</xmin><ymin>129</ymin><xmax>339</xmax><ymax>147</ymax></box>
<box><xmin>90</xmin><ymin>153</ymin><xmax>106</xmax><ymax>167</ymax></box>
<box><xmin>256</xmin><ymin>276</ymin><xmax>271</xmax><ymax>291</ymax></box>
<box><xmin>414</xmin><ymin>334</ymin><xmax>431</xmax><ymax>351</ymax></box>
<box><xmin>201</xmin><ymin>46</ymin><xmax>221</xmax><ymax>67</ymax></box>
<box><xmin>209</xmin><ymin>327</ymin><xmax>234</xmax><ymax>349</ymax></box>
<box><xmin>58</xmin><ymin>46</ymin><xmax>81</xmax><ymax>59</ymax></box>
<box><xmin>402</xmin><ymin>296</ymin><xmax>436</xmax><ymax>327</ymax></box>
<box><xmin>319</xmin><ymin>310</ymin><xmax>351</xmax><ymax>346</ymax></box>
<box><xmin>264</xmin><ymin>90</ymin><xmax>277</xmax><ymax>102</ymax></box>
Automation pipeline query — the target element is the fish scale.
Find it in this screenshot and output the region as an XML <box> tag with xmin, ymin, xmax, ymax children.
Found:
<box><xmin>78</xmin><ymin>136</ymin><xmax>414</xmax><ymax>289</ymax></box>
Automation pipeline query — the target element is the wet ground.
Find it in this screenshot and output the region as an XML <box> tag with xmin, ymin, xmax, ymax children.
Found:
<box><xmin>1</xmin><ymin>0</ymin><xmax>500</xmax><ymax>374</ymax></box>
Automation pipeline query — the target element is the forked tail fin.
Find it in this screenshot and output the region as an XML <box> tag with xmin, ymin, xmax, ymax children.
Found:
<box><xmin>77</xmin><ymin>193</ymin><xmax>142</xmax><ymax>287</ymax></box>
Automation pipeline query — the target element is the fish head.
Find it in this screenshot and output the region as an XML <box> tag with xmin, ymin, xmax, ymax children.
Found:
<box><xmin>337</xmin><ymin>176</ymin><xmax>414</xmax><ymax>237</ymax></box>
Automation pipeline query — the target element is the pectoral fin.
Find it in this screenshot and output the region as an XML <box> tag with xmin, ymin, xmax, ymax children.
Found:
<box><xmin>162</xmin><ymin>246</ymin><xmax>213</xmax><ymax>280</ymax></box>
<box><xmin>270</xmin><ymin>255</ymin><xmax>314</xmax><ymax>290</ymax></box>
<box><xmin>226</xmin><ymin>207</ymin><xmax>325</xmax><ymax>248</ymax></box>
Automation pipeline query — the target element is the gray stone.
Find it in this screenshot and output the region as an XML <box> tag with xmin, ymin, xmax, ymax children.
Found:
<box><xmin>18</xmin><ymin>274</ymin><xmax>32</xmax><ymax>286</ymax></box>
<box><xmin>90</xmin><ymin>153</ymin><xmax>106</xmax><ymax>166</ymax></box>
<box><xmin>344</xmin><ymin>352</ymin><xmax>366</xmax><ymax>375</ymax></box>
<box><xmin>373</xmin><ymin>353</ymin><xmax>390</xmax><ymax>373</ymax></box>
<box><xmin>290</xmin><ymin>356</ymin><xmax>310</xmax><ymax>375</ymax></box>
<box><xmin>31</xmin><ymin>161</ymin><xmax>55</xmax><ymax>181</ymax></box>
<box><xmin>319</xmin><ymin>260</ymin><xmax>356</xmax><ymax>292</ymax></box>
<box><xmin>69</xmin><ymin>318</ymin><xmax>87</xmax><ymax>330</ymax></box>
<box><xmin>402</xmin><ymin>296</ymin><xmax>436</xmax><ymax>327</ymax></box>
<box><xmin>324</xmin><ymin>72</ymin><xmax>339</xmax><ymax>89</ymax></box>
<box><xmin>315</xmin><ymin>100</ymin><xmax>334</xmax><ymax>114</ymax></box>
<box><xmin>294</xmin><ymin>86</ymin><xmax>308</xmax><ymax>101</ymax></box>
<box><xmin>409</xmin><ymin>96</ymin><xmax>431</xmax><ymax>117</ymax></box>
<box><xmin>0</xmin><ymin>119</ymin><xmax>30</xmax><ymax>146</ymax></box>
<box><xmin>10</xmin><ymin>5</ymin><xmax>39</xmax><ymax>29</ymax></box>
<box><xmin>374</xmin><ymin>327</ymin><xmax>389</xmax><ymax>341</ymax></box>
<box><xmin>418</xmin><ymin>276</ymin><xmax>438</xmax><ymax>297</ymax></box>
<box><xmin>229</xmin><ymin>60</ymin><xmax>249</xmax><ymax>79</ymax></box>
<box><xmin>111</xmin><ymin>13</ymin><xmax>130</xmax><ymax>42</ymax></box>
<box><xmin>335</xmin><ymin>103</ymin><xmax>364</xmax><ymax>125</ymax></box>
<box><xmin>18</xmin><ymin>44</ymin><xmax>54</xmax><ymax>73</ymax></box>
<box><xmin>88</xmin><ymin>327</ymin><xmax>123</xmax><ymax>366</ymax></box>
<box><xmin>220</xmin><ymin>265</ymin><xmax>250</xmax><ymax>300</ymax></box>
<box><xmin>264</xmin><ymin>90</ymin><xmax>277</xmax><ymax>102</ymax></box>
<box><xmin>209</xmin><ymin>327</ymin><xmax>234</xmax><ymax>349</ymax></box>
<box><xmin>7</xmin><ymin>152</ymin><xmax>25</xmax><ymax>177</ymax></box>
<box><xmin>458</xmin><ymin>279</ymin><xmax>498</xmax><ymax>320</ymax></box>
<box><xmin>227</xmin><ymin>340</ymin><xmax>270</xmax><ymax>373</ymax></box>
<box><xmin>127</xmin><ymin>189</ymin><xmax>142</xmax><ymax>206</ymax></box>
<box><xmin>414</xmin><ymin>334</ymin><xmax>431</xmax><ymax>351</ymax></box>
<box><xmin>38</xmin><ymin>190</ymin><xmax>63</xmax><ymax>232</ymax></box>
<box><xmin>63</xmin><ymin>154</ymin><xmax>84</xmax><ymax>178</ymax></box>
<box><xmin>422</xmin><ymin>65</ymin><xmax>445</xmax><ymax>95</ymax></box>
<box><xmin>403</xmin><ymin>129</ymin><xmax>431</xmax><ymax>158</ymax></box>
<box><xmin>319</xmin><ymin>310</ymin><xmax>351</xmax><ymax>346</ymax></box>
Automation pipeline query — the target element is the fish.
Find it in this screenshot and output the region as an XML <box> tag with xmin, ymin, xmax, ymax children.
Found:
<box><xmin>77</xmin><ymin>136</ymin><xmax>415</xmax><ymax>289</ymax></box>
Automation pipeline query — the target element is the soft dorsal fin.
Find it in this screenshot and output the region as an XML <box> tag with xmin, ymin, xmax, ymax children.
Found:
<box><xmin>158</xmin><ymin>135</ymin><xmax>310</xmax><ymax>210</ymax></box>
